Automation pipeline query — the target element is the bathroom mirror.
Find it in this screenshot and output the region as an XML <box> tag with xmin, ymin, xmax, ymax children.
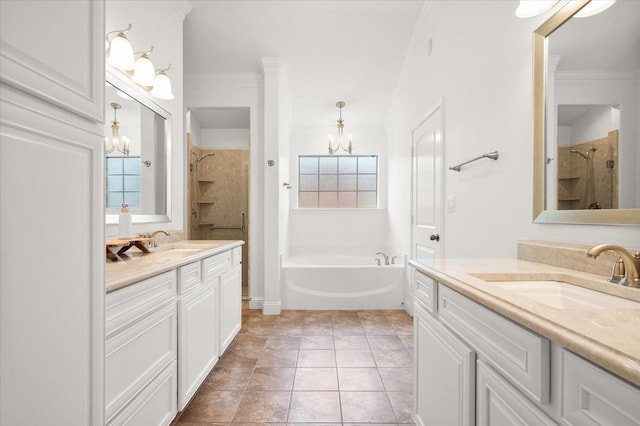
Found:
<box><xmin>533</xmin><ymin>0</ymin><xmax>640</xmax><ymax>225</ymax></box>
<box><xmin>105</xmin><ymin>68</ymin><xmax>171</xmax><ymax>224</ymax></box>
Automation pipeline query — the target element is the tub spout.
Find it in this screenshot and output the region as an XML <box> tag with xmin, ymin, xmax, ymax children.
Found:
<box><xmin>376</xmin><ymin>252</ymin><xmax>390</xmax><ymax>266</ymax></box>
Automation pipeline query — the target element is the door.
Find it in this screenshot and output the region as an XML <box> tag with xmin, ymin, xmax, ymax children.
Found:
<box><xmin>412</xmin><ymin>102</ymin><xmax>444</xmax><ymax>266</ymax></box>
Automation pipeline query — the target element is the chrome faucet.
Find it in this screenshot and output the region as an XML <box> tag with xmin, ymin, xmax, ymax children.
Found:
<box><xmin>585</xmin><ymin>244</ymin><xmax>640</xmax><ymax>288</ymax></box>
<box><xmin>376</xmin><ymin>252</ymin><xmax>390</xmax><ymax>266</ymax></box>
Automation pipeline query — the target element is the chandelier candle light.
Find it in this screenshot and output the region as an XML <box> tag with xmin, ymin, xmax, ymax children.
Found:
<box><xmin>328</xmin><ymin>101</ymin><xmax>353</xmax><ymax>155</ymax></box>
<box><xmin>105</xmin><ymin>102</ymin><xmax>130</xmax><ymax>156</ymax></box>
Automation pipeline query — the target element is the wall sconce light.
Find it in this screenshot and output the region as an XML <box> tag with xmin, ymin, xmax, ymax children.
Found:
<box><xmin>105</xmin><ymin>102</ymin><xmax>130</xmax><ymax>156</ymax></box>
<box><xmin>132</xmin><ymin>46</ymin><xmax>156</xmax><ymax>87</ymax></box>
<box><xmin>150</xmin><ymin>64</ymin><xmax>175</xmax><ymax>100</ymax></box>
<box><xmin>574</xmin><ymin>0</ymin><xmax>616</xmax><ymax>17</ymax></box>
<box><xmin>106</xmin><ymin>24</ymin><xmax>135</xmax><ymax>70</ymax></box>
<box><xmin>105</xmin><ymin>25</ymin><xmax>174</xmax><ymax>101</ymax></box>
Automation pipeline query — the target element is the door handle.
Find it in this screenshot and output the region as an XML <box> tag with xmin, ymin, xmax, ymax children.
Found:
<box><xmin>430</xmin><ymin>234</ymin><xmax>440</xmax><ymax>241</ymax></box>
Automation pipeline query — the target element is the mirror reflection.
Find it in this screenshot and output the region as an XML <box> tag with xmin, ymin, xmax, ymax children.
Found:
<box><xmin>534</xmin><ymin>0</ymin><xmax>640</xmax><ymax>225</ymax></box>
<box><xmin>105</xmin><ymin>76</ymin><xmax>171</xmax><ymax>224</ymax></box>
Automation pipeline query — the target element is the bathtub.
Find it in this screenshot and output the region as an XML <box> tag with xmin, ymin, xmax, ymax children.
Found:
<box><xmin>281</xmin><ymin>254</ymin><xmax>406</xmax><ymax>310</ymax></box>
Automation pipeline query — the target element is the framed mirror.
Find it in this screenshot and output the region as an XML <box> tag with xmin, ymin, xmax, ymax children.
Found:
<box><xmin>105</xmin><ymin>68</ymin><xmax>172</xmax><ymax>224</ymax></box>
<box><xmin>533</xmin><ymin>0</ymin><xmax>640</xmax><ymax>225</ymax></box>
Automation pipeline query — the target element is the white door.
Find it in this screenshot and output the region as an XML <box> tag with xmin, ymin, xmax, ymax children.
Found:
<box><xmin>412</xmin><ymin>103</ymin><xmax>444</xmax><ymax>266</ymax></box>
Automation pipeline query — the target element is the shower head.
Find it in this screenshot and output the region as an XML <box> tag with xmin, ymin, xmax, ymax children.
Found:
<box><xmin>570</xmin><ymin>146</ymin><xmax>596</xmax><ymax>160</ymax></box>
<box><xmin>191</xmin><ymin>151</ymin><xmax>215</xmax><ymax>164</ymax></box>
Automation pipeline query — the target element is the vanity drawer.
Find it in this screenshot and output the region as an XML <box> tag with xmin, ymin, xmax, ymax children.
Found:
<box><xmin>414</xmin><ymin>270</ymin><xmax>436</xmax><ymax>314</ymax></box>
<box><xmin>561</xmin><ymin>349</ymin><xmax>640</xmax><ymax>425</ymax></box>
<box><xmin>106</xmin><ymin>270</ymin><xmax>177</xmax><ymax>337</ymax></box>
<box><xmin>105</xmin><ymin>303</ymin><xmax>177</xmax><ymax>422</ymax></box>
<box><xmin>438</xmin><ymin>285</ymin><xmax>550</xmax><ymax>404</ymax></box>
<box><xmin>179</xmin><ymin>261</ymin><xmax>202</xmax><ymax>295</ymax></box>
<box><xmin>203</xmin><ymin>250</ymin><xmax>232</xmax><ymax>282</ymax></box>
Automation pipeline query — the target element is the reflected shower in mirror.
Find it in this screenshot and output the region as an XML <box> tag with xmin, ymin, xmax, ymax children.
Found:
<box><xmin>533</xmin><ymin>0</ymin><xmax>640</xmax><ymax>225</ymax></box>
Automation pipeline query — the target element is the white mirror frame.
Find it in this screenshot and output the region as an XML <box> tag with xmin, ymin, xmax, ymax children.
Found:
<box><xmin>105</xmin><ymin>67</ymin><xmax>172</xmax><ymax>225</ymax></box>
<box><xmin>532</xmin><ymin>0</ymin><xmax>640</xmax><ymax>225</ymax></box>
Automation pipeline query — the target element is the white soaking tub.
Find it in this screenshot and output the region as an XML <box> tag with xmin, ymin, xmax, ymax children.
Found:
<box><xmin>281</xmin><ymin>254</ymin><xmax>405</xmax><ymax>310</ymax></box>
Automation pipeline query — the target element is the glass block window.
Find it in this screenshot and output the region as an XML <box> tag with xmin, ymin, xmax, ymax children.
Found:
<box><xmin>106</xmin><ymin>157</ymin><xmax>141</xmax><ymax>209</ymax></box>
<box><xmin>298</xmin><ymin>155</ymin><xmax>378</xmax><ymax>208</ymax></box>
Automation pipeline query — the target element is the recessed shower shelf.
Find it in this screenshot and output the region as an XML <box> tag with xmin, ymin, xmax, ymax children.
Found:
<box><xmin>558</xmin><ymin>176</ymin><xmax>580</xmax><ymax>180</ymax></box>
<box><xmin>198</xmin><ymin>178</ymin><xmax>215</xmax><ymax>183</ymax></box>
<box><xmin>198</xmin><ymin>200</ymin><xmax>215</xmax><ymax>204</ymax></box>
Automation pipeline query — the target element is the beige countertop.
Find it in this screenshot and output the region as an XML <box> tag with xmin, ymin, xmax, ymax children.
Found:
<box><xmin>410</xmin><ymin>258</ymin><xmax>640</xmax><ymax>387</ymax></box>
<box><xmin>106</xmin><ymin>240</ymin><xmax>244</xmax><ymax>293</ymax></box>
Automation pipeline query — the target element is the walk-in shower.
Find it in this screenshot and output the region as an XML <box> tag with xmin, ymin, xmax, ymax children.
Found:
<box><xmin>570</xmin><ymin>147</ymin><xmax>600</xmax><ymax>209</ymax></box>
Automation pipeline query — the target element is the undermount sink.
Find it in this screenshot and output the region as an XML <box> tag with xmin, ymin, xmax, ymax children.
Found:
<box><xmin>470</xmin><ymin>272</ymin><xmax>640</xmax><ymax>310</ymax></box>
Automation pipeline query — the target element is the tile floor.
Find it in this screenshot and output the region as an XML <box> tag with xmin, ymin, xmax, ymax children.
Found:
<box><xmin>172</xmin><ymin>305</ymin><xmax>415</xmax><ymax>425</ymax></box>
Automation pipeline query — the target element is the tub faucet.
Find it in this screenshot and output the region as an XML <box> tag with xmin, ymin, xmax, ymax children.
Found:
<box><xmin>585</xmin><ymin>244</ymin><xmax>640</xmax><ymax>288</ymax></box>
<box><xmin>376</xmin><ymin>252</ymin><xmax>390</xmax><ymax>266</ymax></box>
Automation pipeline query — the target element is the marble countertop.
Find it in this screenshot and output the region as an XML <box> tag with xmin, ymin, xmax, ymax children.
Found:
<box><xmin>106</xmin><ymin>240</ymin><xmax>244</xmax><ymax>293</ymax></box>
<box><xmin>409</xmin><ymin>258</ymin><xmax>640</xmax><ymax>386</ymax></box>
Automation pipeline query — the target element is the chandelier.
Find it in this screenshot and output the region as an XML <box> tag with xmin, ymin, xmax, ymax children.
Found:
<box><xmin>105</xmin><ymin>102</ymin><xmax>130</xmax><ymax>156</ymax></box>
<box><xmin>328</xmin><ymin>101</ymin><xmax>353</xmax><ymax>155</ymax></box>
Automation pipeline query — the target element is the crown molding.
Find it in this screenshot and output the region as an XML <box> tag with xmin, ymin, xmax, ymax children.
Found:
<box><xmin>184</xmin><ymin>73</ymin><xmax>263</xmax><ymax>89</ymax></box>
<box><xmin>169</xmin><ymin>0</ymin><xmax>193</xmax><ymax>20</ymax></box>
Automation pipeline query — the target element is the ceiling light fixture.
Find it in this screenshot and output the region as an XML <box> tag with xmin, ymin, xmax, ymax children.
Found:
<box><xmin>328</xmin><ymin>101</ymin><xmax>352</xmax><ymax>155</ymax></box>
<box><xmin>573</xmin><ymin>0</ymin><xmax>616</xmax><ymax>17</ymax></box>
<box><xmin>105</xmin><ymin>102</ymin><xmax>130</xmax><ymax>156</ymax></box>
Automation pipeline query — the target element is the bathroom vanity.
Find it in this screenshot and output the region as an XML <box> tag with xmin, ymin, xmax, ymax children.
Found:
<box><xmin>105</xmin><ymin>240</ymin><xmax>243</xmax><ymax>425</ymax></box>
<box><xmin>410</xmin><ymin>243</ymin><xmax>640</xmax><ymax>426</ymax></box>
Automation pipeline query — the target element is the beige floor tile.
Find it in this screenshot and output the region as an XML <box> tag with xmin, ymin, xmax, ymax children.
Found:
<box><xmin>379</xmin><ymin>367</ymin><xmax>413</xmax><ymax>391</ymax></box>
<box><xmin>232</xmin><ymin>391</ymin><xmax>291</xmax><ymax>423</ymax></box>
<box><xmin>246</xmin><ymin>367</ymin><xmax>295</xmax><ymax>391</ymax></box>
<box><xmin>216</xmin><ymin>349</ymin><xmax>260</xmax><ymax>369</ymax></box>
<box><xmin>335</xmin><ymin>349</ymin><xmax>376</xmax><ymax>367</ymax></box>
<box><xmin>340</xmin><ymin>391</ymin><xmax>397</xmax><ymax>423</ymax></box>
<box><xmin>366</xmin><ymin>335</ymin><xmax>406</xmax><ymax>350</ymax></box>
<box><xmin>300</xmin><ymin>335</ymin><xmax>334</xmax><ymax>349</ymax></box>
<box><xmin>297</xmin><ymin>349</ymin><xmax>336</xmax><ymax>367</ymax></box>
<box><xmin>337</xmin><ymin>367</ymin><xmax>384</xmax><ymax>391</ymax></box>
<box><xmin>387</xmin><ymin>391</ymin><xmax>414</xmax><ymax>423</ymax></box>
<box><xmin>264</xmin><ymin>335</ymin><xmax>301</xmax><ymax>350</ymax></box>
<box><xmin>178</xmin><ymin>390</ymin><xmax>243</xmax><ymax>423</ymax></box>
<box><xmin>372</xmin><ymin>349</ymin><xmax>412</xmax><ymax>367</ymax></box>
<box><xmin>256</xmin><ymin>350</ymin><xmax>299</xmax><ymax>368</ymax></box>
<box><xmin>334</xmin><ymin>335</ymin><xmax>369</xmax><ymax>350</ymax></box>
<box><xmin>203</xmin><ymin>367</ymin><xmax>253</xmax><ymax>390</ymax></box>
<box><xmin>288</xmin><ymin>391</ymin><xmax>342</xmax><ymax>423</ymax></box>
<box><xmin>293</xmin><ymin>367</ymin><xmax>338</xmax><ymax>390</ymax></box>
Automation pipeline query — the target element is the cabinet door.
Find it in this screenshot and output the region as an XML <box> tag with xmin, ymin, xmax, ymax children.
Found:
<box><xmin>414</xmin><ymin>304</ymin><xmax>475</xmax><ymax>426</ymax></box>
<box><xmin>220</xmin><ymin>265</ymin><xmax>242</xmax><ymax>352</ymax></box>
<box><xmin>179</xmin><ymin>282</ymin><xmax>219</xmax><ymax>409</ymax></box>
<box><xmin>477</xmin><ymin>360</ymin><xmax>556</xmax><ymax>426</ymax></box>
<box><xmin>562</xmin><ymin>350</ymin><xmax>640</xmax><ymax>426</ymax></box>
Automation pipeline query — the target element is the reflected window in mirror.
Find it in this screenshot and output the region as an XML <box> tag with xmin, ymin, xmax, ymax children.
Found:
<box><xmin>106</xmin><ymin>157</ymin><xmax>141</xmax><ymax>209</ymax></box>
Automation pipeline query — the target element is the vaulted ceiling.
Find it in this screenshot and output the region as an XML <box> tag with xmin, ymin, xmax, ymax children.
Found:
<box><xmin>183</xmin><ymin>0</ymin><xmax>424</xmax><ymax>128</ymax></box>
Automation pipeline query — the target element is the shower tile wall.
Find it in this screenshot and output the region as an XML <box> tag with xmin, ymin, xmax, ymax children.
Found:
<box><xmin>557</xmin><ymin>129</ymin><xmax>618</xmax><ymax>210</ymax></box>
<box><xmin>192</xmin><ymin>149</ymin><xmax>250</xmax><ymax>297</ymax></box>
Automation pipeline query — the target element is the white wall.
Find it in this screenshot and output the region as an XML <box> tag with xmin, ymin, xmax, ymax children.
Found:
<box><xmin>200</xmin><ymin>129</ymin><xmax>250</xmax><ymax>149</ymax></box>
<box><xmin>287</xmin><ymin>125</ymin><xmax>390</xmax><ymax>255</ymax></box>
<box><xmin>386</xmin><ymin>0</ymin><xmax>640</xmax><ymax>261</ymax></box>
<box><xmin>105</xmin><ymin>0</ymin><xmax>189</xmax><ymax>235</ymax></box>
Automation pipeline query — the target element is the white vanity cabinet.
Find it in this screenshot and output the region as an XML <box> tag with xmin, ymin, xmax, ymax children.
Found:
<box><xmin>105</xmin><ymin>270</ymin><xmax>178</xmax><ymax>425</ymax></box>
<box><xmin>412</xmin><ymin>268</ymin><xmax>640</xmax><ymax>426</ymax></box>
<box><xmin>414</xmin><ymin>300</ymin><xmax>475</xmax><ymax>426</ymax></box>
<box><xmin>105</xmin><ymin>242</ymin><xmax>243</xmax><ymax>424</ymax></box>
<box><xmin>220</xmin><ymin>247</ymin><xmax>242</xmax><ymax>352</ymax></box>
<box><xmin>178</xmin><ymin>260</ymin><xmax>220</xmax><ymax>410</ymax></box>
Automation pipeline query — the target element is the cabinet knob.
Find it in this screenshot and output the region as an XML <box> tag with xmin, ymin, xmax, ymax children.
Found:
<box><xmin>430</xmin><ymin>234</ymin><xmax>440</xmax><ymax>242</ymax></box>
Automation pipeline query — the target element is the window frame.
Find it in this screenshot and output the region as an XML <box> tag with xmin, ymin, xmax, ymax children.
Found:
<box><xmin>297</xmin><ymin>154</ymin><xmax>378</xmax><ymax>209</ymax></box>
<box><xmin>105</xmin><ymin>156</ymin><xmax>142</xmax><ymax>212</ymax></box>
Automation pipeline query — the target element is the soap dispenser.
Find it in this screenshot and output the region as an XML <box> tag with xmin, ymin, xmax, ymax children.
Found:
<box><xmin>118</xmin><ymin>203</ymin><xmax>132</xmax><ymax>238</ymax></box>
